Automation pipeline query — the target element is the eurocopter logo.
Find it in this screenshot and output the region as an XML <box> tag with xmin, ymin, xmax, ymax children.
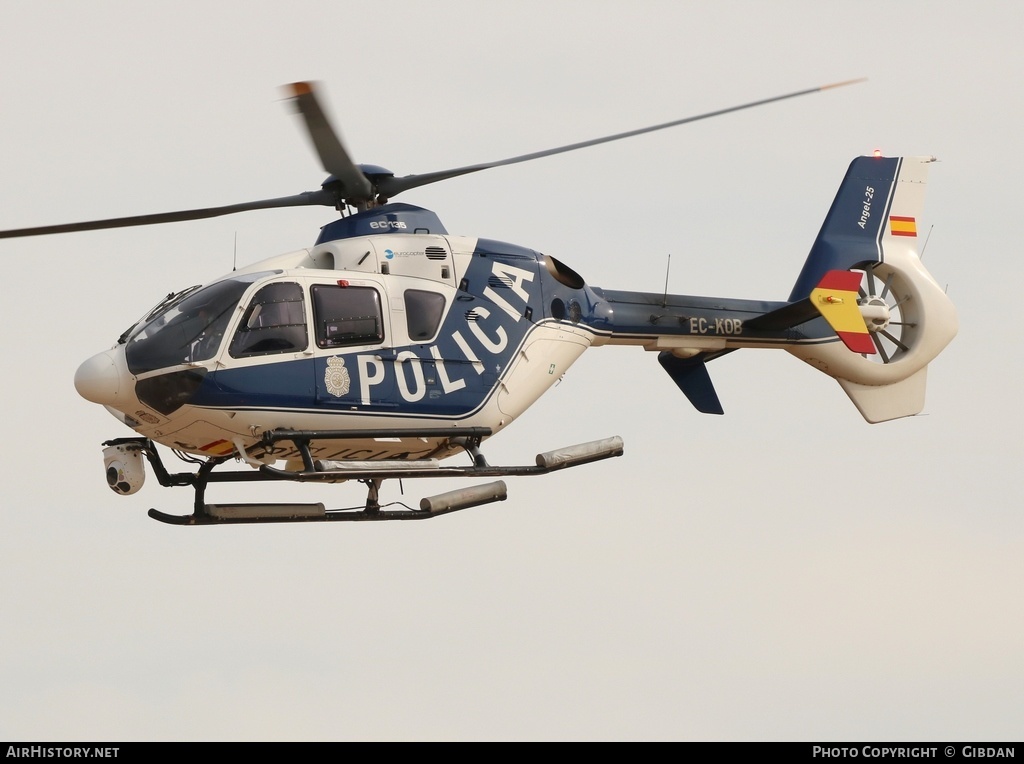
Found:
<box><xmin>383</xmin><ymin>248</ymin><xmax>421</xmax><ymax>259</ymax></box>
<box><xmin>384</xmin><ymin>249</ymin><xmax>395</xmax><ymax>259</ymax></box>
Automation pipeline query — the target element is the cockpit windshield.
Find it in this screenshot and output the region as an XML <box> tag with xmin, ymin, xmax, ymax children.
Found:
<box><xmin>126</xmin><ymin>272</ymin><xmax>271</xmax><ymax>374</ymax></box>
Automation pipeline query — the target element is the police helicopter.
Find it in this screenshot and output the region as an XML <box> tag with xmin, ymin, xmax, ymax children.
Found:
<box><xmin>0</xmin><ymin>81</ymin><xmax>957</xmax><ymax>525</ymax></box>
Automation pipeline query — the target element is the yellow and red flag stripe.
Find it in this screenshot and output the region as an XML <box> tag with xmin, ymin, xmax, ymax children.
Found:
<box><xmin>810</xmin><ymin>270</ymin><xmax>876</xmax><ymax>354</ymax></box>
<box><xmin>889</xmin><ymin>215</ymin><xmax>917</xmax><ymax>237</ymax></box>
<box><xmin>199</xmin><ymin>439</ymin><xmax>235</xmax><ymax>456</ymax></box>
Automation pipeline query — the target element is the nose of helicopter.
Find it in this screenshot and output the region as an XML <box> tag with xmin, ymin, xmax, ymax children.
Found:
<box><xmin>74</xmin><ymin>349</ymin><xmax>123</xmax><ymax>406</ymax></box>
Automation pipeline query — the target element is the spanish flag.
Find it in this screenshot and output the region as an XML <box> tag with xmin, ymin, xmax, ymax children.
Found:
<box><xmin>889</xmin><ymin>215</ymin><xmax>917</xmax><ymax>237</ymax></box>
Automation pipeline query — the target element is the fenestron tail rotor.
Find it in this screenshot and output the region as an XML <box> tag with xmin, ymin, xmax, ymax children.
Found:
<box><xmin>856</xmin><ymin>263</ymin><xmax>919</xmax><ymax>364</ymax></box>
<box><xmin>0</xmin><ymin>78</ymin><xmax>864</xmax><ymax>239</ymax></box>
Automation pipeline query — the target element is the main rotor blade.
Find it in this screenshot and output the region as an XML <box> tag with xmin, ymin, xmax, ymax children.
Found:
<box><xmin>378</xmin><ymin>79</ymin><xmax>865</xmax><ymax>199</ymax></box>
<box><xmin>286</xmin><ymin>82</ymin><xmax>373</xmax><ymax>201</ymax></box>
<box><xmin>0</xmin><ymin>190</ymin><xmax>334</xmax><ymax>239</ymax></box>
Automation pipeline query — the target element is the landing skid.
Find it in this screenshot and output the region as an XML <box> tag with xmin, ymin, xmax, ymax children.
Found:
<box><xmin>109</xmin><ymin>427</ymin><xmax>623</xmax><ymax>526</ymax></box>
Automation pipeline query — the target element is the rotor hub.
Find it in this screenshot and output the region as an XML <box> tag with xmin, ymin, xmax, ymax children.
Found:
<box><xmin>859</xmin><ymin>296</ymin><xmax>891</xmax><ymax>332</ymax></box>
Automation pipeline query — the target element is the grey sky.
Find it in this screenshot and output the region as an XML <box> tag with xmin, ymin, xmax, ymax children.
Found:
<box><xmin>1</xmin><ymin>0</ymin><xmax>1020</xmax><ymax>741</ymax></box>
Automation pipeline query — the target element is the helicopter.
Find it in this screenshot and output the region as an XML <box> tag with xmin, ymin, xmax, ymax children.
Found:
<box><xmin>0</xmin><ymin>81</ymin><xmax>957</xmax><ymax>525</ymax></box>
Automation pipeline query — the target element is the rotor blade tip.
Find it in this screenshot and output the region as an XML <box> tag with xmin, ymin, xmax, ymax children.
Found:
<box><xmin>820</xmin><ymin>77</ymin><xmax>868</xmax><ymax>91</ymax></box>
<box><xmin>288</xmin><ymin>81</ymin><xmax>314</xmax><ymax>97</ymax></box>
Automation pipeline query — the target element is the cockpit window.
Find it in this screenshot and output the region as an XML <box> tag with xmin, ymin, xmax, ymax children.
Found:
<box><xmin>125</xmin><ymin>273</ymin><xmax>266</xmax><ymax>374</ymax></box>
<box><xmin>404</xmin><ymin>289</ymin><xmax>446</xmax><ymax>341</ymax></box>
<box><xmin>229</xmin><ymin>282</ymin><xmax>307</xmax><ymax>358</ymax></box>
<box><xmin>311</xmin><ymin>284</ymin><xmax>383</xmax><ymax>348</ymax></box>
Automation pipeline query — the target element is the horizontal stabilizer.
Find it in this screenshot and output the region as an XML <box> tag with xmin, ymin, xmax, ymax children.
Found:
<box><xmin>658</xmin><ymin>352</ymin><xmax>725</xmax><ymax>414</ymax></box>
<box><xmin>747</xmin><ymin>270</ymin><xmax>874</xmax><ymax>354</ymax></box>
<box><xmin>810</xmin><ymin>270</ymin><xmax>875</xmax><ymax>354</ymax></box>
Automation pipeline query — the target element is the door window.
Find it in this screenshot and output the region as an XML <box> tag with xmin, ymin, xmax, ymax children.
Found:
<box><xmin>311</xmin><ymin>284</ymin><xmax>384</xmax><ymax>348</ymax></box>
<box><xmin>229</xmin><ymin>282</ymin><xmax>308</xmax><ymax>357</ymax></box>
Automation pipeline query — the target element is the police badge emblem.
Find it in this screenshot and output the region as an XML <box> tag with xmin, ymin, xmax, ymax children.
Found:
<box><xmin>324</xmin><ymin>356</ymin><xmax>351</xmax><ymax>397</ymax></box>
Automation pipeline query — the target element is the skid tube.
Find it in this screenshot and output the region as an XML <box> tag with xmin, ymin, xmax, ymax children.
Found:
<box><xmin>110</xmin><ymin>427</ymin><xmax>624</xmax><ymax>526</ymax></box>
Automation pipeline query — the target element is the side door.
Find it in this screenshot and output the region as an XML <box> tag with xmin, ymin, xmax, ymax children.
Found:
<box><xmin>310</xmin><ymin>278</ymin><xmax>397</xmax><ymax>412</ymax></box>
<box><xmin>209</xmin><ymin>278</ymin><xmax>317</xmax><ymax>412</ymax></box>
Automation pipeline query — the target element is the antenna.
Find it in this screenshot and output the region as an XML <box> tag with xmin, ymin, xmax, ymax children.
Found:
<box><xmin>661</xmin><ymin>254</ymin><xmax>672</xmax><ymax>308</ymax></box>
<box><xmin>919</xmin><ymin>225</ymin><xmax>934</xmax><ymax>261</ymax></box>
<box><xmin>233</xmin><ymin>232</ymin><xmax>238</xmax><ymax>271</ymax></box>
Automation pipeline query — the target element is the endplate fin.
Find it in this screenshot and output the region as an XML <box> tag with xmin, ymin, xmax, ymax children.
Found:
<box><xmin>658</xmin><ymin>352</ymin><xmax>726</xmax><ymax>415</ymax></box>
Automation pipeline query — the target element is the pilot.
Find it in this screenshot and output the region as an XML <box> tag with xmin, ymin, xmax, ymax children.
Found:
<box><xmin>186</xmin><ymin>303</ymin><xmax>227</xmax><ymax>362</ymax></box>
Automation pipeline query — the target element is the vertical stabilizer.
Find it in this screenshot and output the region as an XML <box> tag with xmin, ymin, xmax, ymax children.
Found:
<box><xmin>790</xmin><ymin>156</ymin><xmax>907</xmax><ymax>300</ymax></box>
<box><xmin>786</xmin><ymin>156</ymin><xmax>956</xmax><ymax>422</ymax></box>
